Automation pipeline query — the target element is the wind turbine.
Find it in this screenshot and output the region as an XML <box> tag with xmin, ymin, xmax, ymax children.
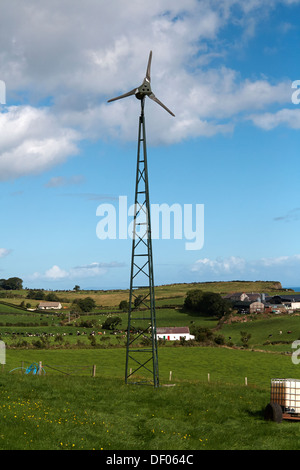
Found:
<box><xmin>107</xmin><ymin>50</ymin><xmax>175</xmax><ymax>117</ymax></box>
<box><xmin>107</xmin><ymin>51</ymin><xmax>174</xmax><ymax>388</ymax></box>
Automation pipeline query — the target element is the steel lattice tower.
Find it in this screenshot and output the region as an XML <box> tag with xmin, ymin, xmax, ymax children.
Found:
<box><xmin>125</xmin><ymin>98</ymin><xmax>159</xmax><ymax>387</ymax></box>
<box><xmin>107</xmin><ymin>51</ymin><xmax>174</xmax><ymax>388</ymax></box>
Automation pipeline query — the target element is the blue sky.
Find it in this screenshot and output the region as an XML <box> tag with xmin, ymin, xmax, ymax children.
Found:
<box><xmin>1</xmin><ymin>0</ymin><xmax>300</xmax><ymax>290</ymax></box>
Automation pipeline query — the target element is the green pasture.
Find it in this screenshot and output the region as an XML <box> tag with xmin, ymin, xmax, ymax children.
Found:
<box><xmin>221</xmin><ymin>315</ymin><xmax>300</xmax><ymax>352</ymax></box>
<box><xmin>1</xmin><ymin>282</ymin><xmax>300</xmax><ymax>450</ymax></box>
<box><xmin>2</xmin><ymin>347</ymin><xmax>300</xmax><ymax>450</ymax></box>
<box><xmin>4</xmin><ymin>346</ymin><xmax>300</xmax><ymax>386</ymax></box>
<box><xmin>0</xmin><ymin>307</ymin><xmax>217</xmax><ymax>348</ymax></box>
<box><xmin>0</xmin><ymin>303</ymin><xmax>27</xmax><ymax>314</ymax></box>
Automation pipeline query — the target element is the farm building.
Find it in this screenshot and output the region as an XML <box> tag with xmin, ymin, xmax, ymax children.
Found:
<box><xmin>38</xmin><ymin>301</ymin><xmax>62</xmax><ymax>310</ymax></box>
<box><xmin>232</xmin><ymin>301</ymin><xmax>251</xmax><ymax>314</ymax></box>
<box><xmin>224</xmin><ymin>292</ymin><xmax>249</xmax><ymax>302</ymax></box>
<box><xmin>224</xmin><ymin>292</ymin><xmax>267</xmax><ymax>303</ymax></box>
<box><xmin>265</xmin><ymin>304</ymin><xmax>287</xmax><ymax>314</ymax></box>
<box><xmin>249</xmin><ymin>301</ymin><xmax>265</xmax><ymax>313</ymax></box>
<box><xmin>156</xmin><ymin>327</ymin><xmax>195</xmax><ymax>341</ymax></box>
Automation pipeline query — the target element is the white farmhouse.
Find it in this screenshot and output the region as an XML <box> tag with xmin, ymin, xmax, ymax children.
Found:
<box><xmin>38</xmin><ymin>301</ymin><xmax>62</xmax><ymax>310</ymax></box>
<box><xmin>156</xmin><ymin>327</ymin><xmax>195</xmax><ymax>341</ymax></box>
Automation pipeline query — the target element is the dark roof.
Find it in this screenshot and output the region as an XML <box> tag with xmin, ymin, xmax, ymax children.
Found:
<box><xmin>266</xmin><ymin>294</ymin><xmax>300</xmax><ymax>303</ymax></box>
<box><xmin>232</xmin><ymin>301</ymin><xmax>251</xmax><ymax>307</ymax></box>
<box><xmin>156</xmin><ymin>327</ymin><xmax>190</xmax><ymax>334</ymax></box>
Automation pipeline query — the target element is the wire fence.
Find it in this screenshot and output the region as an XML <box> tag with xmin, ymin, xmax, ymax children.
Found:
<box><xmin>5</xmin><ymin>360</ymin><xmax>97</xmax><ymax>377</ymax></box>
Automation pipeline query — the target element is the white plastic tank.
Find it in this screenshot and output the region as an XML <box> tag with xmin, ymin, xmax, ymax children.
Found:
<box><xmin>271</xmin><ymin>379</ymin><xmax>300</xmax><ymax>414</ymax></box>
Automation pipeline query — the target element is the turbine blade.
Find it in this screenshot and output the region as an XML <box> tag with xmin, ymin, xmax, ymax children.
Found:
<box><xmin>149</xmin><ymin>93</ymin><xmax>175</xmax><ymax>117</ymax></box>
<box><xmin>107</xmin><ymin>88</ymin><xmax>137</xmax><ymax>103</ymax></box>
<box><xmin>146</xmin><ymin>51</ymin><xmax>152</xmax><ymax>81</ymax></box>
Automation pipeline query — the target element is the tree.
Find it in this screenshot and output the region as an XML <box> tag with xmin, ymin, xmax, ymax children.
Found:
<box><xmin>240</xmin><ymin>331</ymin><xmax>251</xmax><ymax>348</ymax></box>
<box><xmin>184</xmin><ymin>289</ymin><xmax>204</xmax><ymax>311</ymax></box>
<box><xmin>45</xmin><ymin>292</ymin><xmax>60</xmax><ymax>302</ymax></box>
<box><xmin>73</xmin><ymin>285</ymin><xmax>80</xmax><ymax>292</ymax></box>
<box><xmin>27</xmin><ymin>290</ymin><xmax>45</xmax><ymax>300</ymax></box>
<box><xmin>70</xmin><ymin>303</ymin><xmax>82</xmax><ymax>317</ymax></box>
<box><xmin>190</xmin><ymin>326</ymin><xmax>214</xmax><ymax>343</ymax></box>
<box><xmin>134</xmin><ymin>295</ymin><xmax>144</xmax><ymax>309</ymax></box>
<box><xmin>184</xmin><ymin>289</ymin><xmax>232</xmax><ymax>318</ymax></box>
<box><xmin>119</xmin><ymin>300</ymin><xmax>129</xmax><ymax>312</ymax></box>
<box><xmin>102</xmin><ymin>316</ymin><xmax>122</xmax><ymax>330</ymax></box>
<box><xmin>73</xmin><ymin>297</ymin><xmax>96</xmax><ymax>312</ymax></box>
<box><xmin>0</xmin><ymin>277</ymin><xmax>23</xmax><ymax>290</ymax></box>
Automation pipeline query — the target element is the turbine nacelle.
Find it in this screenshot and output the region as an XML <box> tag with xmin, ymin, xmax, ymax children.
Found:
<box><xmin>107</xmin><ymin>51</ymin><xmax>175</xmax><ymax>117</ymax></box>
<box><xmin>135</xmin><ymin>77</ymin><xmax>152</xmax><ymax>100</ymax></box>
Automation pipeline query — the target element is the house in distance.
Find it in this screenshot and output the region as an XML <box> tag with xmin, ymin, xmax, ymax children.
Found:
<box><xmin>156</xmin><ymin>327</ymin><xmax>195</xmax><ymax>341</ymax></box>
<box><xmin>38</xmin><ymin>301</ymin><xmax>62</xmax><ymax>310</ymax></box>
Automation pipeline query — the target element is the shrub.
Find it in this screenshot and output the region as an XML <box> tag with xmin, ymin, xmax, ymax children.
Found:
<box><xmin>184</xmin><ymin>289</ymin><xmax>232</xmax><ymax>318</ymax></box>
<box><xmin>119</xmin><ymin>300</ymin><xmax>129</xmax><ymax>312</ymax></box>
<box><xmin>73</xmin><ymin>297</ymin><xmax>96</xmax><ymax>312</ymax></box>
<box><xmin>102</xmin><ymin>316</ymin><xmax>122</xmax><ymax>330</ymax></box>
<box><xmin>214</xmin><ymin>334</ymin><xmax>225</xmax><ymax>345</ymax></box>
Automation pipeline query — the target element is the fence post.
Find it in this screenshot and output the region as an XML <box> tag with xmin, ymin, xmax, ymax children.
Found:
<box><xmin>92</xmin><ymin>365</ymin><xmax>96</xmax><ymax>377</ymax></box>
<box><xmin>245</xmin><ymin>377</ymin><xmax>248</xmax><ymax>386</ymax></box>
<box><xmin>38</xmin><ymin>361</ymin><xmax>42</xmax><ymax>376</ymax></box>
<box><xmin>208</xmin><ymin>373</ymin><xmax>210</xmax><ymax>383</ymax></box>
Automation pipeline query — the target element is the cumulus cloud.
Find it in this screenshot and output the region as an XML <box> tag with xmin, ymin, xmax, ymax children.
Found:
<box><xmin>190</xmin><ymin>254</ymin><xmax>300</xmax><ymax>283</ymax></box>
<box><xmin>0</xmin><ymin>0</ymin><xmax>298</xmax><ymax>177</ymax></box>
<box><xmin>31</xmin><ymin>261</ymin><xmax>125</xmax><ymax>281</ymax></box>
<box><xmin>0</xmin><ymin>248</ymin><xmax>11</xmax><ymax>258</ymax></box>
<box><xmin>191</xmin><ymin>256</ymin><xmax>247</xmax><ymax>274</ymax></box>
<box><xmin>0</xmin><ymin>106</ymin><xmax>80</xmax><ymax>180</ymax></box>
<box><xmin>249</xmin><ymin>108</ymin><xmax>300</xmax><ymax>130</ymax></box>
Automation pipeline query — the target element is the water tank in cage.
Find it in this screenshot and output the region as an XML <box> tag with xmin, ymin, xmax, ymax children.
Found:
<box><xmin>271</xmin><ymin>379</ymin><xmax>300</xmax><ymax>414</ymax></box>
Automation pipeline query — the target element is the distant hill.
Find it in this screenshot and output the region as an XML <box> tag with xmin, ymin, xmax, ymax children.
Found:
<box><xmin>0</xmin><ymin>281</ymin><xmax>289</xmax><ymax>309</ymax></box>
<box><xmin>153</xmin><ymin>280</ymin><xmax>285</xmax><ymax>297</ymax></box>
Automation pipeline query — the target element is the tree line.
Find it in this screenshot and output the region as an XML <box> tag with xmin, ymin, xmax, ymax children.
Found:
<box><xmin>0</xmin><ymin>277</ymin><xmax>23</xmax><ymax>290</ymax></box>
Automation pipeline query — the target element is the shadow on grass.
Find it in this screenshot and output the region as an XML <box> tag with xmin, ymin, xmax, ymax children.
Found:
<box><xmin>245</xmin><ymin>407</ymin><xmax>266</xmax><ymax>421</ymax></box>
<box><xmin>178</xmin><ymin>308</ymin><xmax>220</xmax><ymax>323</ymax></box>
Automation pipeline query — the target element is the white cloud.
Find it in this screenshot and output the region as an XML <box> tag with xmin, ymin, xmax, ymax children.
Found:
<box><xmin>191</xmin><ymin>256</ymin><xmax>246</xmax><ymax>274</ymax></box>
<box><xmin>249</xmin><ymin>108</ymin><xmax>300</xmax><ymax>130</ymax></box>
<box><xmin>0</xmin><ymin>0</ymin><xmax>298</xmax><ymax>176</ymax></box>
<box><xmin>259</xmin><ymin>254</ymin><xmax>300</xmax><ymax>267</ymax></box>
<box><xmin>0</xmin><ymin>106</ymin><xmax>80</xmax><ymax>180</ymax></box>
<box><xmin>190</xmin><ymin>254</ymin><xmax>300</xmax><ymax>283</ymax></box>
<box><xmin>31</xmin><ymin>261</ymin><xmax>125</xmax><ymax>282</ymax></box>
<box><xmin>44</xmin><ymin>265</ymin><xmax>69</xmax><ymax>280</ymax></box>
<box><xmin>0</xmin><ymin>248</ymin><xmax>11</xmax><ymax>258</ymax></box>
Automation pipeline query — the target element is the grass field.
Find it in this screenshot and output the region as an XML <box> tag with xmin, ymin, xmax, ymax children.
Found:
<box><xmin>1</xmin><ymin>280</ymin><xmax>300</xmax><ymax>450</ymax></box>
<box><xmin>2</xmin><ymin>346</ymin><xmax>300</xmax><ymax>450</ymax></box>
